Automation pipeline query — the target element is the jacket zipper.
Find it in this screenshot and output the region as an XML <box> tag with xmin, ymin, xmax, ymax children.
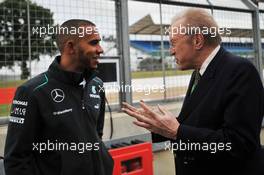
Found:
<box><xmin>82</xmin><ymin>81</ymin><xmax>86</xmax><ymax>110</ymax></box>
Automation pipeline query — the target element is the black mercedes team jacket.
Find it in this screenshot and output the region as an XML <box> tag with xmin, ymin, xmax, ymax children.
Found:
<box><xmin>4</xmin><ymin>56</ymin><xmax>114</xmax><ymax>175</ymax></box>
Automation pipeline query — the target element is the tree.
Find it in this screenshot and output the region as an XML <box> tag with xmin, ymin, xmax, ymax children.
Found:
<box><xmin>0</xmin><ymin>0</ymin><xmax>57</xmax><ymax>79</ymax></box>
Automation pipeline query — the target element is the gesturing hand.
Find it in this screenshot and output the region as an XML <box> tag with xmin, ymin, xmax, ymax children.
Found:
<box><xmin>122</xmin><ymin>101</ymin><xmax>180</xmax><ymax>140</ymax></box>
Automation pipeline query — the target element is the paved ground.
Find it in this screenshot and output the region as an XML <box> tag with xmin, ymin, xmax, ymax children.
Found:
<box><xmin>1</xmin><ymin>100</ymin><xmax>264</xmax><ymax>155</ymax></box>
<box><xmin>0</xmin><ymin>100</ymin><xmax>263</xmax><ymax>175</ymax></box>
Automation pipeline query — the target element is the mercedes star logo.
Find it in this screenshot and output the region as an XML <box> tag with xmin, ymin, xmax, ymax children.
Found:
<box><xmin>51</xmin><ymin>89</ymin><xmax>65</xmax><ymax>103</ymax></box>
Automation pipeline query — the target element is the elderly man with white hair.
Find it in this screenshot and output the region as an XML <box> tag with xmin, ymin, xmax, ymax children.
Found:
<box><xmin>123</xmin><ymin>8</ymin><xmax>264</xmax><ymax>175</ymax></box>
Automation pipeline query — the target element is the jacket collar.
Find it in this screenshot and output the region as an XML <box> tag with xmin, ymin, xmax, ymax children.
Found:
<box><xmin>48</xmin><ymin>56</ymin><xmax>97</xmax><ymax>86</ymax></box>
<box><xmin>178</xmin><ymin>47</ymin><xmax>228</xmax><ymax>123</ymax></box>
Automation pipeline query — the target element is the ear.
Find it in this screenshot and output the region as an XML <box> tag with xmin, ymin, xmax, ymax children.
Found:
<box><xmin>65</xmin><ymin>40</ymin><xmax>76</xmax><ymax>54</ymax></box>
<box><xmin>193</xmin><ymin>34</ymin><xmax>204</xmax><ymax>50</ymax></box>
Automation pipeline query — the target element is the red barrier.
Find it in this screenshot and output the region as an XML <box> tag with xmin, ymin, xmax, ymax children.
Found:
<box><xmin>109</xmin><ymin>142</ymin><xmax>153</xmax><ymax>175</ymax></box>
<box><xmin>0</xmin><ymin>88</ymin><xmax>16</xmax><ymax>105</ymax></box>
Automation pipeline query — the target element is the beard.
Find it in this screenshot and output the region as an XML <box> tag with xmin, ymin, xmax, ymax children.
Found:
<box><xmin>77</xmin><ymin>48</ymin><xmax>93</xmax><ymax>71</ymax></box>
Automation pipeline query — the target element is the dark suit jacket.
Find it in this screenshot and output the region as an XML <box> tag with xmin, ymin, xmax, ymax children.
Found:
<box><xmin>152</xmin><ymin>47</ymin><xmax>264</xmax><ymax>175</ymax></box>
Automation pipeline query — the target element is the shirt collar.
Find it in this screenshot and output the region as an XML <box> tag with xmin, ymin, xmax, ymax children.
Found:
<box><xmin>199</xmin><ymin>45</ymin><xmax>220</xmax><ymax>76</ymax></box>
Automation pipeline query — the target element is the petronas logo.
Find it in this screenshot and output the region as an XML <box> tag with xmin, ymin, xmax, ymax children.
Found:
<box><xmin>92</xmin><ymin>86</ymin><xmax>97</xmax><ymax>94</ymax></box>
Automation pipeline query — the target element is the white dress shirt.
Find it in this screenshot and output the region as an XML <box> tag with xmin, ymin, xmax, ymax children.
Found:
<box><xmin>199</xmin><ymin>45</ymin><xmax>221</xmax><ymax>76</ymax></box>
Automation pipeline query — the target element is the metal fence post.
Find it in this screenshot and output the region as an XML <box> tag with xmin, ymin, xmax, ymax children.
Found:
<box><xmin>27</xmin><ymin>0</ymin><xmax>32</xmax><ymax>79</ymax></box>
<box><xmin>159</xmin><ymin>0</ymin><xmax>167</xmax><ymax>101</ymax></box>
<box><xmin>116</xmin><ymin>0</ymin><xmax>132</xmax><ymax>105</ymax></box>
<box><xmin>242</xmin><ymin>0</ymin><xmax>264</xmax><ymax>83</ymax></box>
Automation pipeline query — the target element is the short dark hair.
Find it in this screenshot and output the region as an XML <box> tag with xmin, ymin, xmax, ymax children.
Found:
<box><xmin>56</xmin><ymin>19</ymin><xmax>95</xmax><ymax>53</ymax></box>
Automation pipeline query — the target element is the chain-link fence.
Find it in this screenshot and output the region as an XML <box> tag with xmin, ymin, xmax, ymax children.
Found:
<box><xmin>0</xmin><ymin>0</ymin><xmax>263</xmax><ymax>116</ymax></box>
<box><xmin>128</xmin><ymin>0</ymin><xmax>263</xmax><ymax>105</ymax></box>
<box><xmin>0</xmin><ymin>0</ymin><xmax>119</xmax><ymax>116</ymax></box>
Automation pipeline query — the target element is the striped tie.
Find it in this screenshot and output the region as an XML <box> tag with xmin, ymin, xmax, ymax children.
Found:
<box><xmin>191</xmin><ymin>70</ymin><xmax>201</xmax><ymax>94</ymax></box>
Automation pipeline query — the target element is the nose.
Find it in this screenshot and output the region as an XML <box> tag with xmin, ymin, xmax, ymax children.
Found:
<box><xmin>97</xmin><ymin>45</ymin><xmax>104</xmax><ymax>55</ymax></box>
<box><xmin>170</xmin><ymin>47</ymin><xmax>175</xmax><ymax>56</ymax></box>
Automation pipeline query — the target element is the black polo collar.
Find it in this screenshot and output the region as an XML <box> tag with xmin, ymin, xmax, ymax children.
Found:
<box><xmin>48</xmin><ymin>56</ymin><xmax>97</xmax><ymax>86</ymax></box>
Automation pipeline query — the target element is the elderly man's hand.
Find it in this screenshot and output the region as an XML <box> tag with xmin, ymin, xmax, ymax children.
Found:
<box><xmin>122</xmin><ymin>101</ymin><xmax>180</xmax><ymax>140</ymax></box>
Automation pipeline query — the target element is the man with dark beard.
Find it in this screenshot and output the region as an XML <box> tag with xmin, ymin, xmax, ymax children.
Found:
<box><xmin>4</xmin><ymin>19</ymin><xmax>113</xmax><ymax>175</ymax></box>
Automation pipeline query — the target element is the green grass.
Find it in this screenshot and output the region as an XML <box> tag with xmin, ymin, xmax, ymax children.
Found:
<box><xmin>0</xmin><ymin>71</ymin><xmax>192</xmax><ymax>87</ymax></box>
<box><xmin>0</xmin><ymin>79</ymin><xmax>26</xmax><ymax>88</ymax></box>
<box><xmin>131</xmin><ymin>70</ymin><xmax>192</xmax><ymax>79</ymax></box>
<box><xmin>0</xmin><ymin>80</ymin><xmax>25</xmax><ymax>117</ymax></box>
<box><xmin>0</xmin><ymin>104</ymin><xmax>11</xmax><ymax>117</ymax></box>
<box><xmin>0</xmin><ymin>71</ymin><xmax>191</xmax><ymax>116</ymax></box>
